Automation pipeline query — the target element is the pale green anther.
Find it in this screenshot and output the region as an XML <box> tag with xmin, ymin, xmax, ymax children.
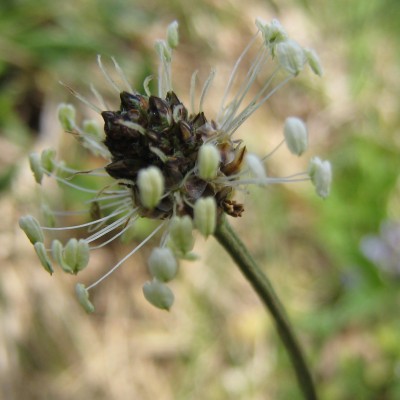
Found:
<box><xmin>40</xmin><ymin>148</ymin><xmax>56</xmax><ymax>173</ymax></box>
<box><xmin>304</xmin><ymin>48</ymin><xmax>323</xmax><ymax>77</ymax></box>
<box><xmin>57</xmin><ymin>103</ymin><xmax>76</xmax><ymax>131</ymax></box>
<box><xmin>137</xmin><ymin>166</ymin><xmax>165</xmax><ymax>209</ymax></box>
<box><xmin>276</xmin><ymin>39</ymin><xmax>307</xmax><ymax>76</ymax></box>
<box><xmin>34</xmin><ymin>242</ymin><xmax>54</xmax><ymax>275</ymax></box>
<box><xmin>75</xmin><ymin>283</ymin><xmax>95</xmax><ymax>313</ymax></box>
<box><xmin>55</xmin><ymin>160</ymin><xmax>67</xmax><ymax>179</ymax></box>
<box><xmin>284</xmin><ymin>117</ymin><xmax>308</xmax><ymax>156</ymax></box>
<box><xmin>29</xmin><ymin>152</ymin><xmax>43</xmax><ymax>184</ymax></box>
<box><xmin>255</xmin><ymin>17</ymin><xmax>268</xmax><ymax>32</ymax></box>
<box><xmin>142</xmin><ymin>280</ymin><xmax>174</xmax><ymax>311</ymax></box>
<box><xmin>155</xmin><ymin>40</ymin><xmax>172</xmax><ymax>62</ymax></box>
<box><xmin>41</xmin><ymin>204</ymin><xmax>56</xmax><ymax>228</ymax></box>
<box><xmin>51</xmin><ymin>240</ymin><xmax>73</xmax><ymax>274</ymax></box>
<box><xmin>63</xmin><ymin>238</ymin><xmax>90</xmax><ymax>274</ymax></box>
<box><xmin>166</xmin><ymin>21</ymin><xmax>179</xmax><ymax>49</ymax></box>
<box><xmin>63</xmin><ymin>238</ymin><xmax>78</xmax><ymax>271</ymax></box>
<box><xmin>262</xmin><ymin>18</ymin><xmax>288</xmax><ymax>44</ymax></box>
<box><xmin>82</xmin><ymin>119</ymin><xmax>102</xmax><ymax>139</ymax></box>
<box><xmin>75</xmin><ymin>239</ymin><xmax>90</xmax><ymax>272</ymax></box>
<box><xmin>19</xmin><ymin>215</ymin><xmax>44</xmax><ymax>244</ymax></box>
<box><xmin>308</xmin><ymin>157</ymin><xmax>332</xmax><ymax>199</ymax></box>
<box><xmin>245</xmin><ymin>153</ymin><xmax>267</xmax><ymax>179</ymax></box>
<box><xmin>169</xmin><ymin>215</ymin><xmax>194</xmax><ymax>255</ymax></box>
<box><xmin>194</xmin><ymin>197</ymin><xmax>217</xmax><ymax>237</ymax></box>
<box><xmin>148</xmin><ymin>247</ymin><xmax>178</xmax><ymax>282</ymax></box>
<box><xmin>198</xmin><ymin>144</ymin><xmax>221</xmax><ymax>180</ymax></box>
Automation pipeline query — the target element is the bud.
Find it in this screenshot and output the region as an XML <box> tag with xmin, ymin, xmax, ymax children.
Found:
<box><xmin>166</xmin><ymin>20</ymin><xmax>179</xmax><ymax>49</ymax></box>
<box><xmin>57</xmin><ymin>103</ymin><xmax>76</xmax><ymax>131</ymax></box>
<box><xmin>137</xmin><ymin>166</ymin><xmax>165</xmax><ymax>209</ymax></box>
<box><xmin>198</xmin><ymin>144</ymin><xmax>220</xmax><ymax>180</ymax></box>
<box><xmin>308</xmin><ymin>157</ymin><xmax>332</xmax><ymax>199</ymax></box>
<box><xmin>75</xmin><ymin>283</ymin><xmax>95</xmax><ymax>313</ymax></box>
<box><xmin>284</xmin><ymin>117</ymin><xmax>308</xmax><ymax>156</ymax></box>
<box><xmin>245</xmin><ymin>153</ymin><xmax>266</xmax><ymax>179</ymax></box>
<box><xmin>148</xmin><ymin>247</ymin><xmax>178</xmax><ymax>282</ymax></box>
<box><xmin>304</xmin><ymin>48</ymin><xmax>323</xmax><ymax>77</ymax></box>
<box><xmin>19</xmin><ymin>215</ymin><xmax>44</xmax><ymax>244</ymax></box>
<box><xmin>40</xmin><ymin>148</ymin><xmax>56</xmax><ymax>173</ymax></box>
<box><xmin>51</xmin><ymin>239</ymin><xmax>73</xmax><ymax>274</ymax></box>
<box><xmin>194</xmin><ymin>197</ymin><xmax>217</xmax><ymax>237</ymax></box>
<box><xmin>143</xmin><ymin>280</ymin><xmax>174</xmax><ymax>311</ymax></box>
<box><xmin>276</xmin><ymin>39</ymin><xmax>306</xmax><ymax>76</ymax></box>
<box><xmin>28</xmin><ymin>153</ymin><xmax>43</xmax><ymax>184</ymax></box>
<box><xmin>82</xmin><ymin>119</ymin><xmax>103</xmax><ymax>139</ymax></box>
<box><xmin>34</xmin><ymin>242</ymin><xmax>54</xmax><ymax>275</ymax></box>
<box><xmin>169</xmin><ymin>215</ymin><xmax>194</xmax><ymax>255</ymax></box>
<box><xmin>63</xmin><ymin>238</ymin><xmax>90</xmax><ymax>274</ymax></box>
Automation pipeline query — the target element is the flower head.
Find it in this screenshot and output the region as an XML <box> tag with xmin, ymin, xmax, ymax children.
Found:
<box><xmin>20</xmin><ymin>19</ymin><xmax>331</xmax><ymax>311</ymax></box>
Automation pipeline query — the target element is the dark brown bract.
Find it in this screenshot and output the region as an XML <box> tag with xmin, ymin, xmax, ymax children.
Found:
<box><xmin>102</xmin><ymin>91</ymin><xmax>245</xmax><ymax>218</ymax></box>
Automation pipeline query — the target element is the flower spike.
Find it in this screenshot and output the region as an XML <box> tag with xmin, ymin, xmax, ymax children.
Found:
<box><xmin>20</xmin><ymin>18</ymin><xmax>330</xmax><ymax>314</ymax></box>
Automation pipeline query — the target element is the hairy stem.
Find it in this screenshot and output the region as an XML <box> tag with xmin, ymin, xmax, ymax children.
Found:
<box><xmin>214</xmin><ymin>215</ymin><xmax>318</xmax><ymax>400</ymax></box>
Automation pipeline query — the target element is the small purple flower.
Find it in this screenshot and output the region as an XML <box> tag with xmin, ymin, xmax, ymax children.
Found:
<box><xmin>360</xmin><ymin>220</ymin><xmax>400</xmax><ymax>276</ymax></box>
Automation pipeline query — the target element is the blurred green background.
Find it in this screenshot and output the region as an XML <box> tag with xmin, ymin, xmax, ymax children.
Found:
<box><xmin>1</xmin><ymin>0</ymin><xmax>400</xmax><ymax>399</ymax></box>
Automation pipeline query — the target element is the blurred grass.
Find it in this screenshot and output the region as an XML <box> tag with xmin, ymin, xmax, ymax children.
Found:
<box><xmin>1</xmin><ymin>0</ymin><xmax>400</xmax><ymax>399</ymax></box>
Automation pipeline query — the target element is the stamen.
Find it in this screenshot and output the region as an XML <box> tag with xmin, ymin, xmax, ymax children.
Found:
<box><xmin>89</xmin><ymin>216</ymin><xmax>139</xmax><ymax>249</ymax></box>
<box><xmin>85</xmin><ymin>192</ymin><xmax>131</xmax><ymax>204</ymax></box>
<box><xmin>59</xmin><ymin>81</ymin><xmax>102</xmax><ymax>114</ymax></box>
<box><xmin>97</xmin><ymin>55</ymin><xmax>121</xmax><ymax>93</ymax></box>
<box><xmin>222</xmin><ymin>46</ymin><xmax>269</xmax><ymax>124</ymax></box>
<box><xmin>220</xmin><ymin>46</ymin><xmax>270</xmax><ymax>128</ymax></box>
<box><xmin>219</xmin><ymin>175</ymin><xmax>309</xmax><ymax>187</ymax></box>
<box><xmin>50</xmin><ymin>198</ymin><xmax>131</xmax><ymax>218</ymax></box>
<box><xmin>90</xmin><ymin>84</ymin><xmax>109</xmax><ymax>110</ymax></box>
<box><xmin>57</xmin><ymin>164</ymin><xmax>108</xmax><ymax>176</ymax></box>
<box><xmin>250</xmin><ymin>66</ymin><xmax>279</xmax><ymax>104</ymax></box>
<box><xmin>190</xmin><ymin>70</ymin><xmax>198</xmax><ymax>115</ymax></box>
<box><xmin>41</xmin><ymin>207</ymin><xmax>129</xmax><ymax>231</ymax></box>
<box><xmin>51</xmin><ymin>209</ymin><xmax>93</xmax><ymax>216</ymax></box>
<box><xmin>86</xmin><ymin>221</ymin><xmax>166</xmax><ymax>291</ymax></box>
<box><xmin>85</xmin><ymin>209</ymin><xmax>137</xmax><ymax>243</ymax></box>
<box><xmin>96</xmin><ymin>197</ymin><xmax>133</xmax><ymax>211</ymax></box>
<box><xmin>51</xmin><ymin>174</ymin><xmax>105</xmax><ymax>194</ymax></box>
<box><xmin>143</xmin><ymin>75</ymin><xmax>153</xmax><ymax>96</ymax></box>
<box><xmin>218</xmin><ymin>31</ymin><xmax>259</xmax><ymax>121</ymax></box>
<box><xmin>71</xmin><ymin>125</ymin><xmax>111</xmax><ymax>158</ymax></box>
<box><xmin>111</xmin><ymin>57</ymin><xmax>133</xmax><ymax>93</ymax></box>
<box><xmin>227</xmin><ymin>75</ymin><xmax>292</xmax><ymax>135</ymax></box>
<box><xmin>199</xmin><ymin>68</ymin><xmax>216</xmax><ymax>113</ymax></box>
<box><xmin>50</xmin><ymin>174</ymin><xmax>129</xmax><ymax>197</ymax></box>
<box><xmin>261</xmin><ymin>138</ymin><xmax>285</xmax><ymax>161</ymax></box>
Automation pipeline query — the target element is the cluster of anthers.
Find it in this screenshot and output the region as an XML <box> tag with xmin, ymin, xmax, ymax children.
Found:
<box><xmin>20</xmin><ymin>19</ymin><xmax>332</xmax><ymax>312</ymax></box>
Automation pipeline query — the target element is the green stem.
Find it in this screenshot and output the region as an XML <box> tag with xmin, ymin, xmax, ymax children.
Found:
<box><xmin>214</xmin><ymin>215</ymin><xmax>318</xmax><ymax>400</ymax></box>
